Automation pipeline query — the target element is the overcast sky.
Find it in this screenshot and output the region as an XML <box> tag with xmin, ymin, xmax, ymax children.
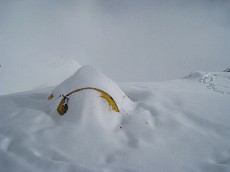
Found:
<box><xmin>1</xmin><ymin>0</ymin><xmax>230</xmax><ymax>82</ymax></box>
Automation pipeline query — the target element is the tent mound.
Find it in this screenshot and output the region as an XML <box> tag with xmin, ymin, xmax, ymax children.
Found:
<box><xmin>48</xmin><ymin>65</ymin><xmax>132</xmax><ymax>115</ymax></box>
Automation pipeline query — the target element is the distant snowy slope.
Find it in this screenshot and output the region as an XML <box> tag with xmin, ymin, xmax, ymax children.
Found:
<box><xmin>0</xmin><ymin>68</ymin><xmax>230</xmax><ymax>172</ymax></box>
<box><xmin>0</xmin><ymin>57</ymin><xmax>80</xmax><ymax>95</ymax></box>
<box><xmin>184</xmin><ymin>71</ymin><xmax>230</xmax><ymax>94</ymax></box>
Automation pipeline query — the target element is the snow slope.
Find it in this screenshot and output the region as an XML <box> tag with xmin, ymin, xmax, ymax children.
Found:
<box><xmin>0</xmin><ymin>67</ymin><xmax>230</xmax><ymax>172</ymax></box>
<box><xmin>0</xmin><ymin>57</ymin><xmax>81</xmax><ymax>95</ymax></box>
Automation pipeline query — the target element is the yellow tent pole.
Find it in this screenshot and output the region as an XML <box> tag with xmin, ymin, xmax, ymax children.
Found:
<box><xmin>56</xmin><ymin>87</ymin><xmax>119</xmax><ymax>115</ymax></box>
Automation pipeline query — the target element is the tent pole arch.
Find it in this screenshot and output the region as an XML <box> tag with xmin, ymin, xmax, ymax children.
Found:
<box><xmin>56</xmin><ymin>87</ymin><xmax>120</xmax><ymax>115</ymax></box>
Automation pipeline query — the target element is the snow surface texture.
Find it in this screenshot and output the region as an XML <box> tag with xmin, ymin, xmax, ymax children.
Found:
<box><xmin>184</xmin><ymin>71</ymin><xmax>230</xmax><ymax>95</ymax></box>
<box><xmin>0</xmin><ymin>57</ymin><xmax>80</xmax><ymax>95</ymax></box>
<box><xmin>0</xmin><ymin>66</ymin><xmax>230</xmax><ymax>172</ymax></box>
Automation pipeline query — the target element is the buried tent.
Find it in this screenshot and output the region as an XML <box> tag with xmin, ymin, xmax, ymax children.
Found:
<box><xmin>55</xmin><ymin>87</ymin><xmax>119</xmax><ymax>115</ymax></box>
<box><xmin>48</xmin><ymin>66</ymin><xmax>132</xmax><ymax>115</ymax></box>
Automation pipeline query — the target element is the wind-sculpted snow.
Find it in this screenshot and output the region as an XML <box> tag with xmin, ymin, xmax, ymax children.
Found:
<box><xmin>184</xmin><ymin>71</ymin><xmax>230</xmax><ymax>95</ymax></box>
<box><xmin>0</xmin><ymin>57</ymin><xmax>81</xmax><ymax>96</ymax></box>
<box><xmin>0</xmin><ymin>69</ymin><xmax>230</xmax><ymax>172</ymax></box>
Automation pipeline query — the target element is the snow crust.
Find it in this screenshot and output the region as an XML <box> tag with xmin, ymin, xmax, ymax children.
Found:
<box><xmin>0</xmin><ymin>68</ymin><xmax>230</xmax><ymax>172</ymax></box>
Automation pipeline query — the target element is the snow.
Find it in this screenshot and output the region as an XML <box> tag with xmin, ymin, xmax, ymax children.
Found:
<box><xmin>0</xmin><ymin>66</ymin><xmax>230</xmax><ymax>172</ymax></box>
<box><xmin>0</xmin><ymin>57</ymin><xmax>81</xmax><ymax>95</ymax></box>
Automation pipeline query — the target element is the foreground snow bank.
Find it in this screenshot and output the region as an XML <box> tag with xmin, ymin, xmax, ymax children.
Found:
<box><xmin>0</xmin><ymin>69</ymin><xmax>230</xmax><ymax>172</ymax></box>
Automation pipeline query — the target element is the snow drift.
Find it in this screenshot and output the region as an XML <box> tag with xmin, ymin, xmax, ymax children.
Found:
<box><xmin>0</xmin><ymin>57</ymin><xmax>81</xmax><ymax>95</ymax></box>
<box><xmin>0</xmin><ymin>68</ymin><xmax>230</xmax><ymax>172</ymax></box>
<box><xmin>184</xmin><ymin>71</ymin><xmax>230</xmax><ymax>95</ymax></box>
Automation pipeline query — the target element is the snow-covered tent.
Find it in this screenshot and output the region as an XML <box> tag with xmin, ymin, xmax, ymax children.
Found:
<box><xmin>48</xmin><ymin>66</ymin><xmax>131</xmax><ymax>115</ymax></box>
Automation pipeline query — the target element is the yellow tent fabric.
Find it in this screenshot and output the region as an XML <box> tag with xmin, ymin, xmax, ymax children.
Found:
<box><xmin>50</xmin><ymin>87</ymin><xmax>119</xmax><ymax>115</ymax></box>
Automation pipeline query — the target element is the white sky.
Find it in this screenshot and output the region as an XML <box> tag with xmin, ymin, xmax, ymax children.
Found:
<box><xmin>1</xmin><ymin>0</ymin><xmax>230</xmax><ymax>81</ymax></box>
